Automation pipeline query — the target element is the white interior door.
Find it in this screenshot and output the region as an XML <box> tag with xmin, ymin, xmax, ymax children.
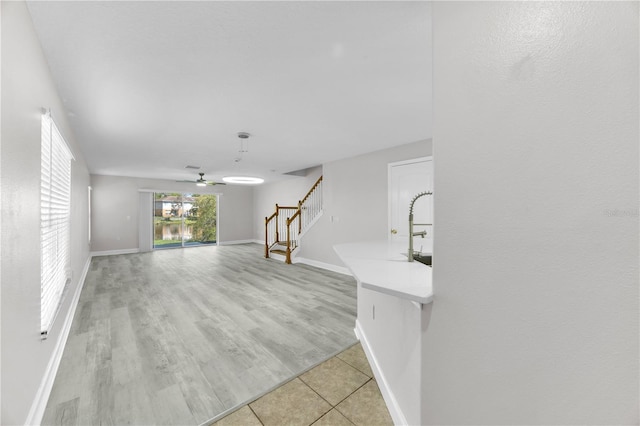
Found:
<box><xmin>389</xmin><ymin>157</ymin><xmax>433</xmax><ymax>249</ymax></box>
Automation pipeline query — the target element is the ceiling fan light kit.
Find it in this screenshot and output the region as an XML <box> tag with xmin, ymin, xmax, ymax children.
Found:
<box><xmin>176</xmin><ymin>172</ymin><xmax>226</xmax><ymax>186</ymax></box>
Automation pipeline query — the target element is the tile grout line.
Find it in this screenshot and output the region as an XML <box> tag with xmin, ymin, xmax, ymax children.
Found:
<box><xmin>309</xmin><ymin>405</ymin><xmax>357</xmax><ymax>426</ymax></box>
<box><xmin>333</xmin><ymin>377</ymin><xmax>374</xmax><ymax>410</ymax></box>
<box><xmin>241</xmin><ymin>354</ymin><xmax>373</xmax><ymax>426</ymax></box>
<box><xmin>247</xmin><ymin>404</ymin><xmax>265</xmax><ymax>426</ymax></box>
<box><xmin>293</xmin><ymin>378</ymin><xmax>334</xmax><ymax>425</ymax></box>
<box><xmin>298</xmin><ymin>360</ymin><xmax>372</xmax><ymax>410</ymax></box>
<box><xmin>296</xmin><ymin>375</ymin><xmax>333</xmax><ymax>406</ymax></box>
<box><xmin>204</xmin><ymin>343</ymin><xmax>358</xmax><ymax>426</ymax></box>
<box><xmin>209</xmin><ymin>344</ymin><xmax>388</xmax><ymax>426</ymax></box>
<box><xmin>335</xmin><ymin>356</ymin><xmax>373</xmax><ymax>378</ymax></box>
<box><xmin>297</xmin><ymin>359</ymin><xmax>375</xmax><ymax>423</ymax></box>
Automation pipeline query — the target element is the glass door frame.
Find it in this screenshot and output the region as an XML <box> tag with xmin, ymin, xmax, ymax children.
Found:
<box><xmin>153</xmin><ymin>192</ymin><xmax>218</xmax><ymax>250</ymax></box>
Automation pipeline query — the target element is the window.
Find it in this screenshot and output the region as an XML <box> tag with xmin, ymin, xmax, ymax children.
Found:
<box><xmin>40</xmin><ymin>112</ymin><xmax>74</xmax><ymax>338</ymax></box>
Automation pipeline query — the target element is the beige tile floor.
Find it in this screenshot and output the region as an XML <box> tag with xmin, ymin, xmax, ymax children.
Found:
<box><xmin>210</xmin><ymin>343</ymin><xmax>393</xmax><ymax>426</ymax></box>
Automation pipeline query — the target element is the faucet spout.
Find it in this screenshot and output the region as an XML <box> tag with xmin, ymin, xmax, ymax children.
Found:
<box><xmin>408</xmin><ymin>191</ymin><xmax>432</xmax><ymax>262</ymax></box>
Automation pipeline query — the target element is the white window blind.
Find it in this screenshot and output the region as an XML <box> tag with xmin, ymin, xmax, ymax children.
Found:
<box><xmin>40</xmin><ymin>112</ymin><xmax>74</xmax><ymax>337</ymax></box>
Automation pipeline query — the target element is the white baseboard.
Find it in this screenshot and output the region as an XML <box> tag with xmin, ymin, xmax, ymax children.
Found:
<box><xmin>355</xmin><ymin>320</ymin><xmax>408</xmax><ymax>426</ymax></box>
<box><xmin>91</xmin><ymin>248</ymin><xmax>139</xmax><ymax>257</ymax></box>
<box><xmin>218</xmin><ymin>239</ymin><xmax>257</xmax><ymax>246</ymax></box>
<box><xmin>292</xmin><ymin>257</ymin><xmax>352</xmax><ymax>276</ymax></box>
<box><xmin>25</xmin><ymin>255</ymin><xmax>91</xmax><ymax>426</ymax></box>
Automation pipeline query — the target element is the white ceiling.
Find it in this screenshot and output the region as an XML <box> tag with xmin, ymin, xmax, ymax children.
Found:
<box><xmin>27</xmin><ymin>1</ymin><xmax>432</xmax><ymax>184</ymax></box>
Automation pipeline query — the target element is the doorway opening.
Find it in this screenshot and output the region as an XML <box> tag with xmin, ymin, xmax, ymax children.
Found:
<box><xmin>153</xmin><ymin>192</ymin><xmax>217</xmax><ymax>249</ymax></box>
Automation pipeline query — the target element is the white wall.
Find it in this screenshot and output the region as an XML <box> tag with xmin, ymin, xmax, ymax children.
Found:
<box><xmin>356</xmin><ymin>287</ymin><xmax>423</xmax><ymax>426</ymax></box>
<box><xmin>252</xmin><ymin>166</ymin><xmax>322</xmax><ymax>242</ymax></box>
<box><xmin>301</xmin><ymin>139</ymin><xmax>432</xmax><ymax>267</ymax></box>
<box><xmin>252</xmin><ymin>142</ymin><xmax>433</xmax><ymax>267</ymax></box>
<box><xmin>1</xmin><ymin>2</ymin><xmax>91</xmax><ymax>424</ymax></box>
<box><xmin>425</xmin><ymin>2</ymin><xmax>639</xmax><ymax>424</ymax></box>
<box><xmin>90</xmin><ymin>174</ymin><xmax>254</xmax><ymax>252</ymax></box>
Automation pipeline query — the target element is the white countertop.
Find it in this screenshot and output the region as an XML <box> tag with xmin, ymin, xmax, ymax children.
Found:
<box><xmin>334</xmin><ymin>240</ymin><xmax>433</xmax><ymax>304</ymax></box>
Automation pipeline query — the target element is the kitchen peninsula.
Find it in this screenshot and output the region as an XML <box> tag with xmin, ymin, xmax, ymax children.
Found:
<box><xmin>334</xmin><ymin>240</ymin><xmax>433</xmax><ymax>426</ymax></box>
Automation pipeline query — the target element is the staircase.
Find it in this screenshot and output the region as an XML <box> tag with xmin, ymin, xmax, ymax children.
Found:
<box><xmin>264</xmin><ymin>176</ymin><xmax>323</xmax><ymax>264</ymax></box>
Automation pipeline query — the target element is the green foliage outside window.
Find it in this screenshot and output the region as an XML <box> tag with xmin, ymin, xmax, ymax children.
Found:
<box><xmin>192</xmin><ymin>194</ymin><xmax>217</xmax><ymax>242</ymax></box>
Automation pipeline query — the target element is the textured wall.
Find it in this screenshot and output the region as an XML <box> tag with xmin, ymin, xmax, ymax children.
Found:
<box><xmin>90</xmin><ymin>175</ymin><xmax>254</xmax><ymax>252</ymax></box>
<box><xmin>251</xmin><ymin>141</ymin><xmax>432</xmax><ymax>267</ymax></box>
<box><xmin>252</xmin><ymin>166</ymin><xmax>323</xmax><ymax>242</ymax></box>
<box><xmin>425</xmin><ymin>2</ymin><xmax>639</xmax><ymax>424</ymax></box>
<box><xmin>301</xmin><ymin>139</ymin><xmax>432</xmax><ymax>266</ymax></box>
<box><xmin>1</xmin><ymin>2</ymin><xmax>91</xmax><ymax>423</ymax></box>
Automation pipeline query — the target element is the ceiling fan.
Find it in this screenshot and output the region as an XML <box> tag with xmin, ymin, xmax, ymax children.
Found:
<box><xmin>176</xmin><ymin>172</ymin><xmax>226</xmax><ymax>187</ymax></box>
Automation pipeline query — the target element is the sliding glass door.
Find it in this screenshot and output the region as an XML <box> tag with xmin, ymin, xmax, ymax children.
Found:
<box><xmin>153</xmin><ymin>192</ymin><xmax>217</xmax><ymax>249</ymax></box>
<box><xmin>154</xmin><ymin>193</ymin><xmax>183</xmax><ymax>248</ymax></box>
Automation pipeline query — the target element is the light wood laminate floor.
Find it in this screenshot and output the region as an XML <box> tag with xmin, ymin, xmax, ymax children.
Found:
<box><xmin>42</xmin><ymin>244</ymin><xmax>357</xmax><ymax>426</ymax></box>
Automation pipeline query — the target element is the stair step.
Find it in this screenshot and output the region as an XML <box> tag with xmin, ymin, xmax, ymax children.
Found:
<box><xmin>271</xmin><ymin>249</ymin><xmax>287</xmax><ymax>255</ymax></box>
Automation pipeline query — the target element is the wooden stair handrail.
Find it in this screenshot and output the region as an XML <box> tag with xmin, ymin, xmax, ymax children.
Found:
<box><xmin>291</xmin><ymin>203</ymin><xmax>303</xmax><ymax>233</ymax></box>
<box><xmin>285</xmin><ymin>210</ymin><xmax>302</xmax><ymax>264</ymax></box>
<box><xmin>300</xmin><ymin>176</ymin><xmax>323</xmax><ymax>206</ymax></box>
<box><xmin>287</xmin><ymin>209</ymin><xmax>302</xmax><ymax>225</ymax></box>
<box><xmin>264</xmin><ymin>175</ymin><xmax>323</xmax><ymax>261</ymax></box>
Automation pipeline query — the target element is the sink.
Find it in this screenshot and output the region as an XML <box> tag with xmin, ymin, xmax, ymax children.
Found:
<box><xmin>413</xmin><ymin>254</ymin><xmax>432</xmax><ymax>266</ymax></box>
<box><xmin>400</xmin><ymin>253</ymin><xmax>432</xmax><ymax>266</ymax></box>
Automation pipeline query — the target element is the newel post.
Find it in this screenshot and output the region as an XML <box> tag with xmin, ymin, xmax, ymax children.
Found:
<box><xmin>285</xmin><ymin>216</ymin><xmax>292</xmax><ymax>264</ymax></box>
<box><xmin>274</xmin><ymin>204</ymin><xmax>279</xmax><ymax>243</ymax></box>
<box><xmin>264</xmin><ymin>216</ymin><xmax>269</xmax><ymax>258</ymax></box>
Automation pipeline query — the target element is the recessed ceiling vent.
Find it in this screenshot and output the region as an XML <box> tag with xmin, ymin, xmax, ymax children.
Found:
<box><xmin>184</xmin><ymin>165</ymin><xmax>201</xmax><ymax>170</ymax></box>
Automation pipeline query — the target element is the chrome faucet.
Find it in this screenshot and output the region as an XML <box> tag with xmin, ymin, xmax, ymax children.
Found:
<box><xmin>408</xmin><ymin>191</ymin><xmax>432</xmax><ymax>262</ymax></box>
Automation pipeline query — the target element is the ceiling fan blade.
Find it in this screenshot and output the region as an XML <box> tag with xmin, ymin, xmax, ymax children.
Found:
<box><xmin>176</xmin><ymin>173</ymin><xmax>225</xmax><ymax>185</ymax></box>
